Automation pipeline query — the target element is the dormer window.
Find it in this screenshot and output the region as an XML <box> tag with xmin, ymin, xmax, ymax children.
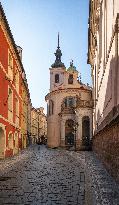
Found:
<box><xmin>68</xmin><ymin>74</ymin><xmax>73</xmax><ymax>84</ymax></box>
<box><xmin>55</xmin><ymin>74</ymin><xmax>59</xmax><ymax>83</ymax></box>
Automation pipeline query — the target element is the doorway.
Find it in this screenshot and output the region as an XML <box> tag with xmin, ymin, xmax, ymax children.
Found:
<box><xmin>65</xmin><ymin>119</ymin><xmax>74</xmax><ymax>146</ymax></box>
<box><xmin>82</xmin><ymin>116</ymin><xmax>90</xmax><ymax>146</ymax></box>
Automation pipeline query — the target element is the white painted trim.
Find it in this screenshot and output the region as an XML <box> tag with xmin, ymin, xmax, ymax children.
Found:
<box><xmin>0</xmin><ymin>61</ymin><xmax>22</xmax><ymax>100</ymax></box>
<box><xmin>0</xmin><ymin>114</ymin><xmax>21</xmax><ymax>130</ymax></box>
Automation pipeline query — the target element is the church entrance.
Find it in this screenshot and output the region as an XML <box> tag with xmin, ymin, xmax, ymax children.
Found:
<box><xmin>0</xmin><ymin>127</ymin><xmax>5</xmax><ymax>158</ymax></box>
<box><xmin>65</xmin><ymin>119</ymin><xmax>74</xmax><ymax>146</ymax></box>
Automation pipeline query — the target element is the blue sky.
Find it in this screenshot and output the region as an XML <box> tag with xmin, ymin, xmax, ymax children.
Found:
<box><xmin>0</xmin><ymin>0</ymin><xmax>91</xmax><ymax>113</ymax></box>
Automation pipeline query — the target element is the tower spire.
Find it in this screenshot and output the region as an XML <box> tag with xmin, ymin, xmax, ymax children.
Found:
<box><xmin>51</xmin><ymin>33</ymin><xmax>65</xmax><ymax>68</ymax></box>
<box><xmin>58</xmin><ymin>32</ymin><xmax>60</xmax><ymax>49</ymax></box>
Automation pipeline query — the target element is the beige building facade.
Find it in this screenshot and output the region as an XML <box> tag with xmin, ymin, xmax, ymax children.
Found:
<box><xmin>36</xmin><ymin>107</ymin><xmax>47</xmax><ymax>140</ymax></box>
<box><xmin>46</xmin><ymin>35</ymin><xmax>93</xmax><ymax>150</ymax></box>
<box><xmin>31</xmin><ymin>107</ymin><xmax>47</xmax><ymax>144</ymax></box>
<box><xmin>31</xmin><ymin>107</ymin><xmax>38</xmax><ymax>143</ymax></box>
<box><xmin>88</xmin><ymin>0</ymin><xmax>119</xmax><ymax>182</ymax></box>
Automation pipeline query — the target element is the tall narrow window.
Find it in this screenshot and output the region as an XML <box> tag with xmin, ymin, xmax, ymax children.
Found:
<box><xmin>14</xmin><ymin>67</ymin><xmax>19</xmax><ymax>93</ymax></box>
<box><xmin>82</xmin><ymin>116</ymin><xmax>90</xmax><ymax>146</ymax></box>
<box><xmin>8</xmin><ymin>51</ymin><xmax>13</xmax><ymax>81</ymax></box>
<box><xmin>49</xmin><ymin>100</ymin><xmax>54</xmax><ymax>115</ymax></box>
<box><xmin>55</xmin><ymin>74</ymin><xmax>59</xmax><ymax>83</ymax></box>
<box><xmin>15</xmin><ymin>97</ymin><xmax>19</xmax><ymax>126</ymax></box>
<box><xmin>8</xmin><ymin>133</ymin><xmax>13</xmax><ymax>149</ymax></box>
<box><xmin>68</xmin><ymin>74</ymin><xmax>73</xmax><ymax>84</ymax></box>
<box><xmin>8</xmin><ymin>88</ymin><xmax>13</xmax><ymax>112</ymax></box>
<box><xmin>8</xmin><ymin>88</ymin><xmax>13</xmax><ymax>122</ymax></box>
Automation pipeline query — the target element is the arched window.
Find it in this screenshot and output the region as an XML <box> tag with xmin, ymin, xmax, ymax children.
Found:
<box><xmin>68</xmin><ymin>74</ymin><xmax>73</xmax><ymax>84</ymax></box>
<box><xmin>49</xmin><ymin>100</ymin><xmax>54</xmax><ymax>115</ymax></box>
<box><xmin>55</xmin><ymin>74</ymin><xmax>59</xmax><ymax>83</ymax></box>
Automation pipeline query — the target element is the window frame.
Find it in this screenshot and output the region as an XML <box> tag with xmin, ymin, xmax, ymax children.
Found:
<box><xmin>68</xmin><ymin>74</ymin><xmax>73</xmax><ymax>84</ymax></box>
<box><xmin>8</xmin><ymin>50</ymin><xmax>13</xmax><ymax>81</ymax></box>
<box><xmin>55</xmin><ymin>74</ymin><xmax>59</xmax><ymax>83</ymax></box>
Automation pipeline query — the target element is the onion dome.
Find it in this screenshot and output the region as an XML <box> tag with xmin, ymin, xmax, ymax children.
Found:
<box><xmin>67</xmin><ymin>60</ymin><xmax>77</xmax><ymax>71</ymax></box>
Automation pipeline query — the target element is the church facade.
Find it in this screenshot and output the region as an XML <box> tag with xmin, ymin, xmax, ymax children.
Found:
<box><xmin>45</xmin><ymin>35</ymin><xmax>93</xmax><ymax>150</ymax></box>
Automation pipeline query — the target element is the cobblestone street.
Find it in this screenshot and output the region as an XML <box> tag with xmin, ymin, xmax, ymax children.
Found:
<box><xmin>0</xmin><ymin>145</ymin><xmax>119</xmax><ymax>205</ymax></box>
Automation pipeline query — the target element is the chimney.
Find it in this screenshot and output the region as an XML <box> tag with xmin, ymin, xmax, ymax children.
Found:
<box><xmin>16</xmin><ymin>45</ymin><xmax>22</xmax><ymax>61</ymax></box>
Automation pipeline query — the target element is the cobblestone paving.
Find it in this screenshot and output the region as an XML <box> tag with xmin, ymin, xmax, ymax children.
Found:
<box><xmin>0</xmin><ymin>145</ymin><xmax>87</xmax><ymax>205</ymax></box>
<box><xmin>69</xmin><ymin>151</ymin><xmax>119</xmax><ymax>205</ymax></box>
<box><xmin>84</xmin><ymin>152</ymin><xmax>119</xmax><ymax>205</ymax></box>
<box><xmin>0</xmin><ymin>145</ymin><xmax>119</xmax><ymax>205</ymax></box>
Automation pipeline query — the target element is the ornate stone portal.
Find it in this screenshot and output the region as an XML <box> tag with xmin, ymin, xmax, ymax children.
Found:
<box><xmin>45</xmin><ymin>35</ymin><xmax>93</xmax><ymax>150</ymax></box>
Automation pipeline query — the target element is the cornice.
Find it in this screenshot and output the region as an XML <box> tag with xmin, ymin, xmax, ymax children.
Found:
<box><xmin>45</xmin><ymin>87</ymin><xmax>92</xmax><ymax>100</ymax></box>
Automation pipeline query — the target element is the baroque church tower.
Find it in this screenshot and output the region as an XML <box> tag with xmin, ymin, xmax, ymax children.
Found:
<box><xmin>50</xmin><ymin>33</ymin><xmax>65</xmax><ymax>92</ymax></box>
<box><xmin>45</xmin><ymin>35</ymin><xmax>93</xmax><ymax>150</ymax></box>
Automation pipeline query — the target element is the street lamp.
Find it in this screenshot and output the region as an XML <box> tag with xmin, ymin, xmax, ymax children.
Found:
<box><xmin>73</xmin><ymin>121</ymin><xmax>79</xmax><ymax>151</ymax></box>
